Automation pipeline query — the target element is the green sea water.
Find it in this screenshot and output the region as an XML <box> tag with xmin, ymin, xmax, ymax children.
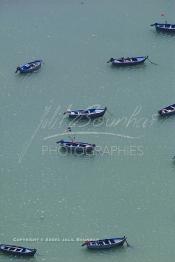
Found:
<box><xmin>1</xmin><ymin>1</ymin><xmax>175</xmax><ymax>261</ymax></box>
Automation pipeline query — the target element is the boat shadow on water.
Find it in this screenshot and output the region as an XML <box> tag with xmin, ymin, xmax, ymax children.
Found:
<box><xmin>171</xmin><ymin>155</ymin><xmax>175</xmax><ymax>165</ymax></box>
<box><xmin>15</xmin><ymin>70</ymin><xmax>41</xmax><ymax>77</ymax></box>
<box><xmin>149</xmin><ymin>26</ymin><xmax>175</xmax><ymax>39</ymax></box>
<box><xmin>158</xmin><ymin>113</ymin><xmax>175</xmax><ymax>122</ymax></box>
<box><xmin>151</xmin><ymin>31</ymin><xmax>175</xmax><ymax>40</ymax></box>
<box><xmin>157</xmin><ymin>114</ymin><xmax>170</xmax><ymax>121</ymax></box>
<box><xmin>109</xmin><ymin>63</ymin><xmax>147</xmax><ymax>71</ymax></box>
<box><xmin>58</xmin><ymin>147</ymin><xmax>96</xmax><ymax>159</ymax></box>
<box><xmin>0</xmin><ymin>253</ymin><xmax>37</xmax><ymax>260</ymax></box>
<box><xmin>15</xmin><ymin>71</ymin><xmax>42</xmax><ymax>85</ymax></box>
<box><xmin>82</xmin><ymin>245</ymin><xmax>129</xmax><ymax>255</ymax></box>
<box><xmin>64</xmin><ymin>116</ymin><xmax>106</xmax><ymax>127</ymax></box>
<box><xmin>151</xmin><ymin>28</ymin><xmax>175</xmax><ymax>36</ymax></box>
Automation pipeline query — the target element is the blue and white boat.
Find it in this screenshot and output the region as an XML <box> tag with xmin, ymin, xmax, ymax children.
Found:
<box><xmin>151</xmin><ymin>22</ymin><xmax>175</xmax><ymax>32</ymax></box>
<box><xmin>0</xmin><ymin>244</ymin><xmax>36</xmax><ymax>256</ymax></box>
<box><xmin>56</xmin><ymin>140</ymin><xmax>96</xmax><ymax>153</ymax></box>
<box><xmin>158</xmin><ymin>103</ymin><xmax>175</xmax><ymax>116</ymax></box>
<box><xmin>15</xmin><ymin>60</ymin><xmax>42</xmax><ymax>73</ymax></box>
<box><xmin>64</xmin><ymin>107</ymin><xmax>107</xmax><ymax>119</ymax></box>
<box><xmin>107</xmin><ymin>56</ymin><xmax>148</xmax><ymax>66</ymax></box>
<box><xmin>82</xmin><ymin>236</ymin><xmax>128</xmax><ymax>250</ymax></box>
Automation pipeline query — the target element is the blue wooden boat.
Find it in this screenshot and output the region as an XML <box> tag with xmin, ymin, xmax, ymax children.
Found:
<box><xmin>158</xmin><ymin>103</ymin><xmax>175</xmax><ymax>116</ymax></box>
<box><xmin>150</xmin><ymin>22</ymin><xmax>175</xmax><ymax>32</ymax></box>
<box><xmin>15</xmin><ymin>60</ymin><xmax>42</xmax><ymax>73</ymax></box>
<box><xmin>56</xmin><ymin>140</ymin><xmax>96</xmax><ymax>153</ymax></box>
<box><xmin>0</xmin><ymin>244</ymin><xmax>36</xmax><ymax>256</ymax></box>
<box><xmin>64</xmin><ymin>107</ymin><xmax>107</xmax><ymax>119</ymax></box>
<box><xmin>81</xmin><ymin>236</ymin><xmax>128</xmax><ymax>250</ymax></box>
<box><xmin>107</xmin><ymin>56</ymin><xmax>148</xmax><ymax>66</ymax></box>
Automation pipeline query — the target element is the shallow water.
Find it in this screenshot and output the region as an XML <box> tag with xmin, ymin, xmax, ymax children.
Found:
<box><xmin>1</xmin><ymin>1</ymin><xmax>175</xmax><ymax>262</ymax></box>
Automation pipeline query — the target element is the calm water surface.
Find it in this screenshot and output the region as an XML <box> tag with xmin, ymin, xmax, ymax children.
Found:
<box><xmin>1</xmin><ymin>1</ymin><xmax>175</xmax><ymax>262</ymax></box>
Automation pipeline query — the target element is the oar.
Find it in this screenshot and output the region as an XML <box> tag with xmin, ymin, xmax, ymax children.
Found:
<box><xmin>126</xmin><ymin>239</ymin><xmax>132</xmax><ymax>248</ymax></box>
<box><xmin>63</xmin><ymin>106</ymin><xmax>72</xmax><ymax>114</ymax></box>
<box><xmin>107</xmin><ymin>58</ymin><xmax>114</xmax><ymax>63</ymax></box>
<box><xmin>125</xmin><ymin>239</ymin><xmax>131</xmax><ymax>247</ymax></box>
<box><xmin>81</xmin><ymin>241</ymin><xmax>89</xmax><ymax>246</ymax></box>
<box><xmin>124</xmin><ymin>236</ymin><xmax>131</xmax><ymax>247</ymax></box>
<box><xmin>147</xmin><ymin>57</ymin><xmax>158</xmax><ymax>65</ymax></box>
<box><xmin>15</xmin><ymin>67</ymin><xmax>19</xmax><ymax>73</ymax></box>
<box><xmin>65</xmin><ymin>127</ymin><xmax>76</xmax><ymax>141</ymax></box>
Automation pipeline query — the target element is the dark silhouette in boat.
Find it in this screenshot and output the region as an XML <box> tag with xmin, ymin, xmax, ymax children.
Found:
<box><xmin>64</xmin><ymin>107</ymin><xmax>107</xmax><ymax>119</ymax></box>
<box><xmin>107</xmin><ymin>56</ymin><xmax>148</xmax><ymax>66</ymax></box>
<box><xmin>81</xmin><ymin>236</ymin><xmax>129</xmax><ymax>250</ymax></box>
<box><xmin>158</xmin><ymin>103</ymin><xmax>175</xmax><ymax>116</ymax></box>
<box><xmin>0</xmin><ymin>244</ymin><xmax>36</xmax><ymax>256</ymax></box>
<box><xmin>15</xmin><ymin>60</ymin><xmax>43</xmax><ymax>73</ymax></box>
<box><xmin>57</xmin><ymin>140</ymin><xmax>96</xmax><ymax>153</ymax></box>
<box><xmin>150</xmin><ymin>22</ymin><xmax>175</xmax><ymax>32</ymax></box>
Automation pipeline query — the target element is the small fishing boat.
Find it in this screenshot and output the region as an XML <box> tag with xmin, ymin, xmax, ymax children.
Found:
<box><xmin>56</xmin><ymin>140</ymin><xmax>96</xmax><ymax>153</ymax></box>
<box><xmin>82</xmin><ymin>236</ymin><xmax>128</xmax><ymax>250</ymax></box>
<box><xmin>0</xmin><ymin>244</ymin><xmax>36</xmax><ymax>256</ymax></box>
<box><xmin>150</xmin><ymin>22</ymin><xmax>175</xmax><ymax>32</ymax></box>
<box><xmin>158</xmin><ymin>103</ymin><xmax>175</xmax><ymax>116</ymax></box>
<box><xmin>107</xmin><ymin>56</ymin><xmax>148</xmax><ymax>66</ymax></box>
<box><xmin>64</xmin><ymin>107</ymin><xmax>107</xmax><ymax>119</ymax></box>
<box><xmin>15</xmin><ymin>60</ymin><xmax>42</xmax><ymax>73</ymax></box>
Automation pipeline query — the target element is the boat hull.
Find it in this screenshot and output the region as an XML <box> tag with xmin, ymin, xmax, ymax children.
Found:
<box><xmin>57</xmin><ymin>140</ymin><xmax>96</xmax><ymax>153</ymax></box>
<box><xmin>19</xmin><ymin>65</ymin><xmax>41</xmax><ymax>73</ymax></box>
<box><xmin>108</xmin><ymin>57</ymin><xmax>148</xmax><ymax>66</ymax></box>
<box><xmin>158</xmin><ymin>110</ymin><xmax>175</xmax><ymax>117</ymax></box>
<box><xmin>16</xmin><ymin>60</ymin><xmax>42</xmax><ymax>74</ymax></box>
<box><xmin>87</xmin><ymin>240</ymin><xmax>125</xmax><ymax>249</ymax></box>
<box><xmin>158</xmin><ymin>104</ymin><xmax>175</xmax><ymax>116</ymax></box>
<box><xmin>60</xmin><ymin>145</ymin><xmax>95</xmax><ymax>153</ymax></box>
<box><xmin>83</xmin><ymin>237</ymin><xmax>126</xmax><ymax>250</ymax></box>
<box><xmin>111</xmin><ymin>61</ymin><xmax>145</xmax><ymax>66</ymax></box>
<box><xmin>156</xmin><ymin>26</ymin><xmax>175</xmax><ymax>33</ymax></box>
<box><xmin>0</xmin><ymin>244</ymin><xmax>36</xmax><ymax>257</ymax></box>
<box><xmin>66</xmin><ymin>108</ymin><xmax>107</xmax><ymax>119</ymax></box>
<box><xmin>68</xmin><ymin>111</ymin><xmax>106</xmax><ymax>119</ymax></box>
<box><xmin>151</xmin><ymin>23</ymin><xmax>175</xmax><ymax>33</ymax></box>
